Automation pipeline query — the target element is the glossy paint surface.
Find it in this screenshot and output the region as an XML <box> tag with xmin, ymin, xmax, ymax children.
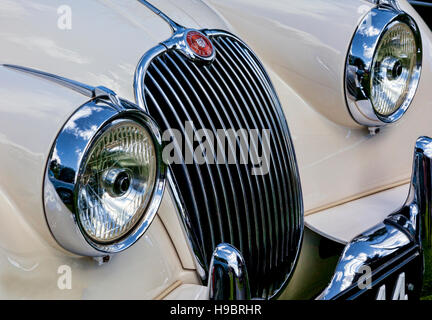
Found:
<box><xmin>207</xmin><ymin>0</ymin><xmax>432</xmax><ymax>214</ymax></box>
<box><xmin>0</xmin><ymin>66</ymin><xmax>88</xmax><ymax>251</ymax></box>
<box><xmin>1</xmin><ymin>0</ymin><xmax>432</xmax><ymax>299</ymax></box>
<box><xmin>0</xmin><ymin>0</ymin><xmax>231</xmax><ymax>299</ymax></box>
<box><xmin>206</xmin><ymin>0</ymin><xmax>374</xmax><ymax>127</ymax></box>
<box><xmin>0</xmin><ymin>66</ymin><xmax>200</xmax><ymax>298</ymax></box>
<box><xmin>0</xmin><ymin>0</ymin><xmax>229</xmax><ymax>102</ymax></box>
<box><xmin>306</xmin><ymin>184</ymin><xmax>409</xmax><ymax>243</ymax></box>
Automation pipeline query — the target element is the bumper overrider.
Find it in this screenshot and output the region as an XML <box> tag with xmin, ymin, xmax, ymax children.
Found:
<box><xmin>317</xmin><ymin>136</ymin><xmax>432</xmax><ymax>300</ymax></box>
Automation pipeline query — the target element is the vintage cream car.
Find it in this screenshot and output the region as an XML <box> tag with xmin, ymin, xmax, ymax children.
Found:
<box><xmin>0</xmin><ymin>0</ymin><xmax>431</xmax><ymax>300</ymax></box>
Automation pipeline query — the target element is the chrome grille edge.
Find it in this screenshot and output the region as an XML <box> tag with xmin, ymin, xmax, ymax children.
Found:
<box><xmin>134</xmin><ymin>30</ymin><xmax>304</xmax><ymax>299</ymax></box>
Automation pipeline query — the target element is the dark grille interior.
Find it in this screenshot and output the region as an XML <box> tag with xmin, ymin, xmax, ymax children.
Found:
<box><xmin>143</xmin><ymin>34</ymin><xmax>303</xmax><ymax>299</ymax></box>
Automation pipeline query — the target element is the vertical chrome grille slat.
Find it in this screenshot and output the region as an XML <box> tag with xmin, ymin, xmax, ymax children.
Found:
<box><xmin>218</xmin><ymin>38</ymin><xmax>291</xmax><ymax>268</ymax></box>
<box><xmin>156</xmin><ymin>57</ymin><xmax>245</xmax><ymax>245</ymax></box>
<box><xmin>160</xmin><ymin>52</ymin><xmax>238</xmax><ymax>249</ymax></box>
<box><xmin>198</xmin><ymin>63</ymin><xmax>259</xmax><ymax>260</ymax></box>
<box><xmin>216</xmin><ymin>39</ymin><xmax>295</xmax><ymax>294</ymax></box>
<box><xmin>202</xmin><ymin>59</ymin><xmax>268</xmax><ymax>295</ymax></box>
<box><xmin>152</xmin><ymin>59</ymin><xmax>231</xmax><ymax>244</ymax></box>
<box><xmin>183</xmin><ymin>59</ymin><xmax>254</xmax><ymax>256</ymax></box>
<box><xmin>144</xmin><ymin>87</ymin><xmax>211</xmax><ymax>263</ymax></box>
<box><xmin>212</xmin><ymin>40</ymin><xmax>279</xmax><ymax>292</ymax></box>
<box><xmin>140</xmin><ymin>32</ymin><xmax>303</xmax><ymax>299</ymax></box>
<box><xmin>233</xmin><ymin>42</ymin><xmax>301</xmax><ymax>253</ymax></box>
<box><xmin>147</xmin><ymin>71</ymin><xmax>223</xmax><ymax>247</ymax></box>
<box><xmin>238</xmin><ymin>46</ymin><xmax>304</xmax><ymax>255</ymax></box>
<box><xmin>223</xmin><ymin>38</ymin><xmax>294</xmax><ymax>262</ymax></box>
<box><xmin>210</xmin><ymin>53</ymin><xmax>272</xmax><ymax>297</ymax></box>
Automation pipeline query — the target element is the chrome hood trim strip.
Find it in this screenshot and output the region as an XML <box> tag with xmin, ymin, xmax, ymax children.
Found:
<box><xmin>137</xmin><ymin>0</ymin><xmax>183</xmax><ymax>32</ymax></box>
<box><xmin>2</xmin><ymin>64</ymin><xmax>123</xmax><ymax>106</ymax></box>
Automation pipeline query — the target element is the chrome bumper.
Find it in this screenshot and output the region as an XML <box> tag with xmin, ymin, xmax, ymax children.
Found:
<box><xmin>317</xmin><ymin>136</ymin><xmax>432</xmax><ymax>300</ymax></box>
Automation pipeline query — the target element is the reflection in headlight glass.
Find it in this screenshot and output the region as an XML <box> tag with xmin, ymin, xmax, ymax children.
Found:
<box><xmin>77</xmin><ymin>119</ymin><xmax>156</xmax><ymax>243</ymax></box>
<box><xmin>371</xmin><ymin>22</ymin><xmax>417</xmax><ymax>116</ymax></box>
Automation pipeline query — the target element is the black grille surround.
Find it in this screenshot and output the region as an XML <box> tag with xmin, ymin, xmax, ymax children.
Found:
<box><xmin>136</xmin><ymin>30</ymin><xmax>304</xmax><ymax>299</ymax></box>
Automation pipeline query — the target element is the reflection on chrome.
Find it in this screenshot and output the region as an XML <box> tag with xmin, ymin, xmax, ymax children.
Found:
<box><xmin>319</xmin><ymin>136</ymin><xmax>432</xmax><ymax>299</ymax></box>
<box><xmin>345</xmin><ymin>6</ymin><xmax>422</xmax><ymax>127</ymax></box>
<box><xmin>44</xmin><ymin>98</ymin><xmax>166</xmax><ymax>256</ymax></box>
<box><xmin>5</xmin><ymin>65</ymin><xmax>169</xmax><ymax>257</ymax></box>
<box><xmin>77</xmin><ymin>118</ymin><xmax>157</xmax><ymax>243</ymax></box>
<box><xmin>208</xmin><ymin>243</ymin><xmax>251</xmax><ymax>300</ymax></box>
<box><xmin>319</xmin><ymin>223</ymin><xmax>410</xmax><ymax>298</ymax></box>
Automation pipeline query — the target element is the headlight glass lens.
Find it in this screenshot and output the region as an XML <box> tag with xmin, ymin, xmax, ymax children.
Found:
<box><xmin>371</xmin><ymin>21</ymin><xmax>418</xmax><ymax>117</ymax></box>
<box><xmin>77</xmin><ymin>119</ymin><xmax>157</xmax><ymax>243</ymax></box>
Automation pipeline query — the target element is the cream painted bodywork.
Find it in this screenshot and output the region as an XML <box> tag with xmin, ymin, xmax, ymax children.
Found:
<box><xmin>0</xmin><ymin>0</ymin><xmax>229</xmax><ymax>103</ymax></box>
<box><xmin>0</xmin><ymin>55</ymin><xmax>201</xmax><ymax>299</ymax></box>
<box><xmin>0</xmin><ymin>0</ymin><xmax>232</xmax><ymax>299</ymax></box>
<box><xmin>206</xmin><ymin>0</ymin><xmax>432</xmax><ymax>217</ymax></box>
<box><xmin>1</xmin><ymin>0</ymin><xmax>432</xmax><ymax>300</ymax></box>
<box><xmin>306</xmin><ymin>184</ymin><xmax>410</xmax><ymax>244</ymax></box>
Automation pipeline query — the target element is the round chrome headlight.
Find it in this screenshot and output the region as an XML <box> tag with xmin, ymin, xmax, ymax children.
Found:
<box><xmin>44</xmin><ymin>99</ymin><xmax>165</xmax><ymax>256</ymax></box>
<box><xmin>77</xmin><ymin>118</ymin><xmax>157</xmax><ymax>243</ymax></box>
<box><xmin>346</xmin><ymin>6</ymin><xmax>422</xmax><ymax>127</ymax></box>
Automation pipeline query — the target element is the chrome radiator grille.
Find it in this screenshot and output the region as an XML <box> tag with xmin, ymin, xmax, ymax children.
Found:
<box><xmin>140</xmin><ymin>32</ymin><xmax>303</xmax><ymax>299</ymax></box>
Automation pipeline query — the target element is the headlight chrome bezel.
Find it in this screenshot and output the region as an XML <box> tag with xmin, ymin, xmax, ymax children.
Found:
<box><xmin>345</xmin><ymin>6</ymin><xmax>422</xmax><ymax>127</ymax></box>
<box><xmin>44</xmin><ymin>98</ymin><xmax>166</xmax><ymax>256</ymax></box>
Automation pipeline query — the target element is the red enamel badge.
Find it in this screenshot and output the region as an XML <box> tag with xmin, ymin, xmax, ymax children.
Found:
<box><xmin>186</xmin><ymin>31</ymin><xmax>214</xmax><ymax>58</ymax></box>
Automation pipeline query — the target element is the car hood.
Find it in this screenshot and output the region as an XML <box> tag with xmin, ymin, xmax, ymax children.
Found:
<box><xmin>0</xmin><ymin>0</ymin><xmax>231</xmax><ymax>256</ymax></box>
<box><xmin>0</xmin><ymin>0</ymin><xmax>230</xmax><ymax>102</ymax></box>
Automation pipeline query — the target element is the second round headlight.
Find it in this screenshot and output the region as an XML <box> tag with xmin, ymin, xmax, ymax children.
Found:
<box><xmin>345</xmin><ymin>7</ymin><xmax>422</xmax><ymax>127</ymax></box>
<box><xmin>371</xmin><ymin>21</ymin><xmax>419</xmax><ymax>117</ymax></box>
